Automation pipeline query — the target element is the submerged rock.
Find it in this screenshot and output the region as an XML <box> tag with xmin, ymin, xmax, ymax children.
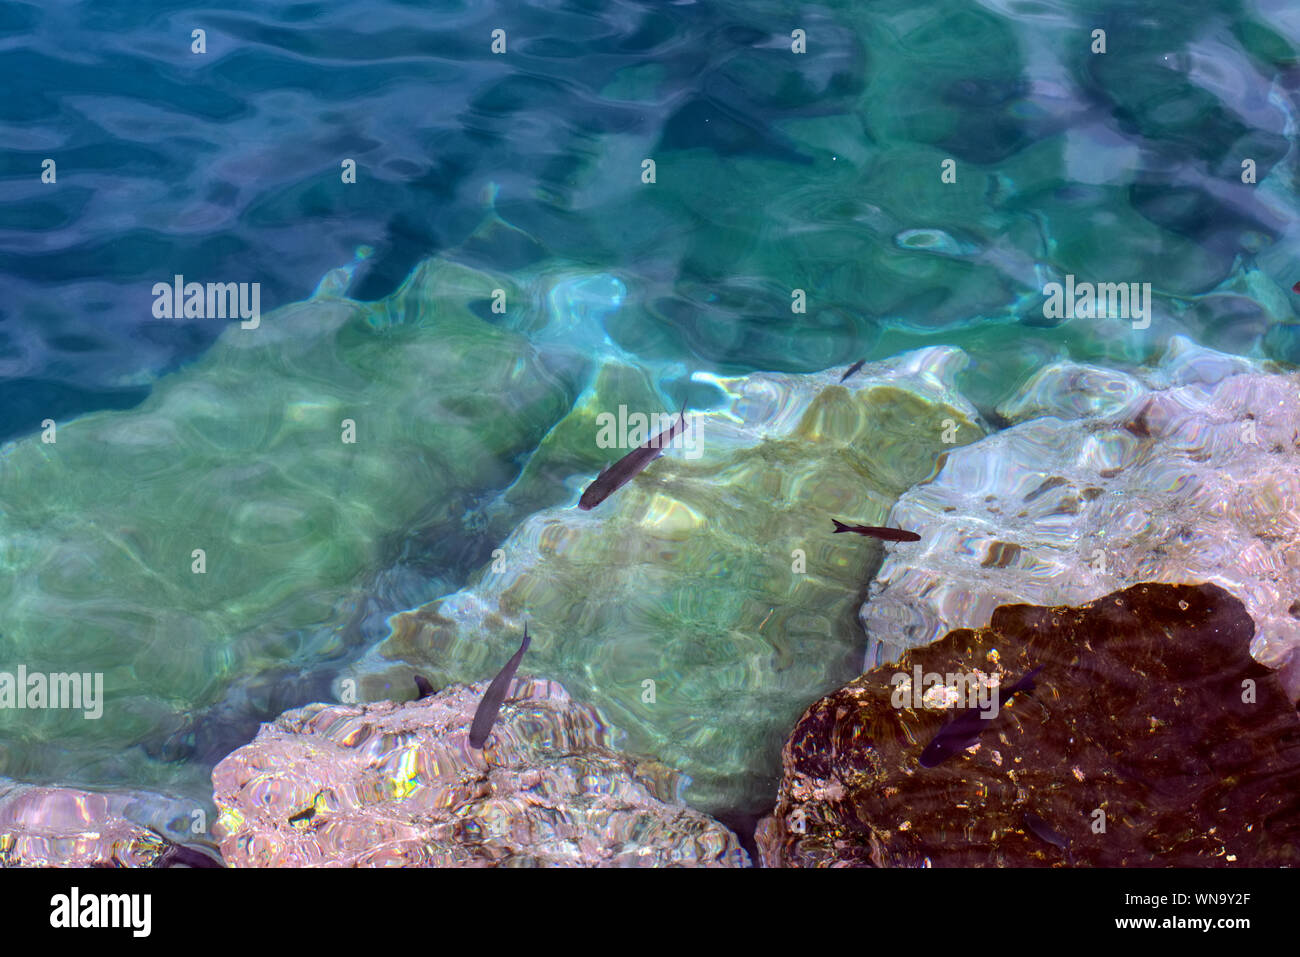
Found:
<box><xmin>0</xmin><ymin>255</ymin><xmax>578</xmax><ymax>795</ymax></box>
<box><xmin>212</xmin><ymin>677</ymin><xmax>747</xmax><ymax>867</ymax></box>
<box><xmin>354</xmin><ymin>347</ymin><xmax>985</xmax><ymax>815</ymax></box>
<box><xmin>758</xmin><ymin>583</ymin><xmax>1300</xmax><ymax>867</ymax></box>
<box><xmin>861</xmin><ymin>338</ymin><xmax>1300</xmax><ymax>697</ymax></box>
<box><xmin>0</xmin><ymin>780</ymin><xmax>220</xmax><ymax>867</ymax></box>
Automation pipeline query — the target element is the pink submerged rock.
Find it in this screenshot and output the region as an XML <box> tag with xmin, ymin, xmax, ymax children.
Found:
<box><xmin>212</xmin><ymin>676</ymin><xmax>749</xmax><ymax>867</ymax></box>
<box><xmin>0</xmin><ymin>781</ymin><xmax>216</xmax><ymax>867</ymax></box>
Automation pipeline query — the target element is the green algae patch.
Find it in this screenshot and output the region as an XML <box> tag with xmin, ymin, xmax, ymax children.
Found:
<box><xmin>0</xmin><ymin>258</ymin><xmax>575</xmax><ymax>793</ymax></box>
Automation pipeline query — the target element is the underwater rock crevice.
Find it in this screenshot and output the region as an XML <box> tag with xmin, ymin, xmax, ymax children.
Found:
<box><xmin>354</xmin><ymin>347</ymin><xmax>987</xmax><ymax>816</ymax></box>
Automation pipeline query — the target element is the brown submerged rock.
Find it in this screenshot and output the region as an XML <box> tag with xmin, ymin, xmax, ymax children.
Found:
<box><xmin>757</xmin><ymin>582</ymin><xmax>1300</xmax><ymax>867</ymax></box>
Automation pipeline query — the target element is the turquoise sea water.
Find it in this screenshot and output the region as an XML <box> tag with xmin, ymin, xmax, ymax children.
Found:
<box><xmin>1</xmin><ymin>1</ymin><xmax>1299</xmax><ymax>825</ymax></box>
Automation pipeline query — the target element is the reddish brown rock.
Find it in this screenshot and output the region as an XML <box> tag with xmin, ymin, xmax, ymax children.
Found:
<box><xmin>758</xmin><ymin>582</ymin><xmax>1300</xmax><ymax>867</ymax></box>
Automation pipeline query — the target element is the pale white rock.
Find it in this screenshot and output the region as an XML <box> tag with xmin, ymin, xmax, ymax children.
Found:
<box><xmin>863</xmin><ymin>337</ymin><xmax>1300</xmax><ymax>698</ymax></box>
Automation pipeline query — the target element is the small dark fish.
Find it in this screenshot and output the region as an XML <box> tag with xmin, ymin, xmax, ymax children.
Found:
<box><xmin>839</xmin><ymin>359</ymin><xmax>866</xmax><ymax>382</ymax></box>
<box><xmin>919</xmin><ymin>665</ymin><xmax>1043</xmax><ymax>767</ymax></box>
<box><xmin>1293</xmin><ymin>281</ymin><xmax>1300</xmax><ymax>294</ymax></box>
<box><xmin>578</xmin><ymin>403</ymin><xmax>688</xmax><ymax>510</ymax></box>
<box><xmin>1023</xmin><ymin>811</ymin><xmax>1074</xmax><ymax>865</ymax></box>
<box><xmin>1023</xmin><ymin>812</ymin><xmax>1068</xmax><ymax>850</ymax></box>
<box><xmin>468</xmin><ymin>624</ymin><xmax>531</xmax><ymax>749</ymax></box>
<box><xmin>413</xmin><ymin>674</ymin><xmax>435</xmax><ymax>700</ymax></box>
<box><xmin>831</xmin><ymin>518</ymin><xmax>921</xmax><ymax>543</ymax></box>
<box><xmin>157</xmin><ymin>844</ymin><xmax>223</xmax><ymax>868</ymax></box>
<box><xmin>150</xmin><ymin>830</ymin><xmax>224</xmax><ymax>868</ymax></box>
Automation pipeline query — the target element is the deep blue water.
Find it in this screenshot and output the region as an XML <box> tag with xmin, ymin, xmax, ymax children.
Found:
<box><xmin>0</xmin><ymin>0</ymin><xmax>875</xmax><ymax>441</ymax></box>
<box><xmin>7</xmin><ymin>0</ymin><xmax>1296</xmax><ymax>447</ymax></box>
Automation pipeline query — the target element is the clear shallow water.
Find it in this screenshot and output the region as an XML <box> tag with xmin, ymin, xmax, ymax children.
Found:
<box><xmin>1</xmin><ymin>0</ymin><xmax>1299</xmax><ymax>822</ymax></box>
